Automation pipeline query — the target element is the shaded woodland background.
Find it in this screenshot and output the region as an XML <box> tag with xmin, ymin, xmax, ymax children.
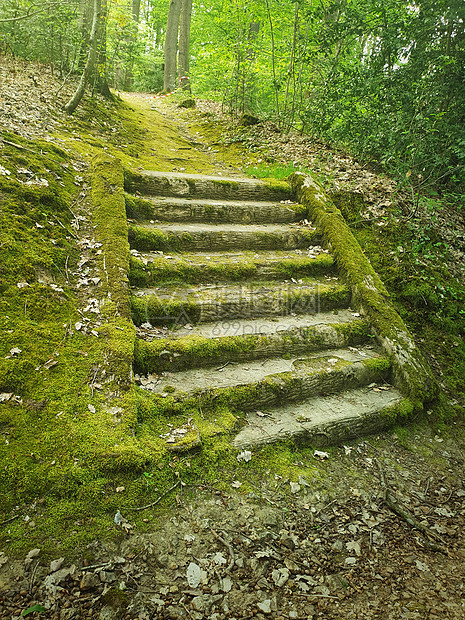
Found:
<box><xmin>1</xmin><ymin>0</ymin><xmax>464</xmax><ymax>194</ymax></box>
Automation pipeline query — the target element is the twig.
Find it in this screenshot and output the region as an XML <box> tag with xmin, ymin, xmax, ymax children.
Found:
<box><xmin>128</xmin><ymin>481</ymin><xmax>181</xmax><ymax>512</ymax></box>
<box><xmin>1</xmin><ymin>138</ymin><xmax>60</xmax><ymax>163</ymax></box>
<box><xmin>0</xmin><ymin>514</ymin><xmax>21</xmax><ymax>526</ymax></box>
<box><xmin>80</xmin><ymin>561</ymin><xmax>112</xmax><ymax>571</ymax></box>
<box><xmin>65</xmin><ymin>255</ymin><xmax>70</xmax><ymax>283</ymax></box>
<box><xmin>28</xmin><ymin>560</ymin><xmax>40</xmax><ymax>594</ymax></box>
<box><xmin>210</xmin><ymin>528</ymin><xmax>235</xmax><ymax>573</ymax></box>
<box><xmin>216</xmin><ymin>361</ymin><xmax>231</xmax><ymax>371</ymax></box>
<box><xmin>296</xmin><ymin>593</ymin><xmax>339</xmax><ymax>599</ymax></box>
<box><xmin>89</xmin><ymin>367</ymin><xmax>99</xmax><ymax>397</ymax></box>
<box><xmin>375</xmin><ymin>459</ymin><xmax>448</xmax><ymax>553</ymax></box>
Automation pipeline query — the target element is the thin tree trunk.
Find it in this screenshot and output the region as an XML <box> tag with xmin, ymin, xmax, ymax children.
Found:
<box><xmin>123</xmin><ymin>0</ymin><xmax>141</xmax><ymax>91</ymax></box>
<box><xmin>265</xmin><ymin>0</ymin><xmax>280</xmax><ymax>119</ymax></box>
<box><xmin>164</xmin><ymin>0</ymin><xmax>182</xmax><ymax>92</ymax></box>
<box><xmin>283</xmin><ymin>1</ymin><xmax>299</xmax><ymax>131</ymax></box>
<box><xmin>64</xmin><ymin>0</ymin><xmax>100</xmax><ymax>114</ymax></box>
<box><xmin>243</xmin><ymin>20</ymin><xmax>260</xmax><ymax>114</ymax></box>
<box><xmin>78</xmin><ymin>0</ymin><xmax>92</xmax><ymax>70</ymax></box>
<box><xmin>95</xmin><ymin>0</ymin><xmax>113</xmax><ymax>98</ymax></box>
<box><xmin>178</xmin><ymin>0</ymin><xmax>192</xmax><ymax>91</ymax></box>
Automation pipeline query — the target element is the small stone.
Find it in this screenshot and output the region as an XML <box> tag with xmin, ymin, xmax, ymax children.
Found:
<box><xmin>99</xmin><ymin>571</ymin><xmax>116</xmax><ymax>583</ymax></box>
<box><xmin>257</xmin><ymin>599</ymin><xmax>272</xmax><ymax>614</ymax></box>
<box><xmin>50</xmin><ymin>557</ymin><xmax>65</xmax><ymax>573</ymax></box>
<box><xmin>80</xmin><ymin>572</ymin><xmax>100</xmax><ymax>590</ymax></box>
<box><xmin>191</xmin><ymin>596</ymin><xmax>206</xmax><ymax>612</ymax></box>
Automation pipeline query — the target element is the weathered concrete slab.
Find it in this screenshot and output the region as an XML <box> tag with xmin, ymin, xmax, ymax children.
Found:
<box><xmin>127</xmin><ymin>195</ymin><xmax>301</xmax><ymax>224</ymax></box>
<box><xmin>233</xmin><ymin>385</ymin><xmax>404</xmax><ymax>448</ymax></box>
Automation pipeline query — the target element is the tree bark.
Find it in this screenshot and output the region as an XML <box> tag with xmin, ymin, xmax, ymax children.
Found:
<box><xmin>178</xmin><ymin>0</ymin><xmax>193</xmax><ymax>91</ymax></box>
<box><xmin>95</xmin><ymin>0</ymin><xmax>113</xmax><ymax>98</ymax></box>
<box><xmin>123</xmin><ymin>0</ymin><xmax>141</xmax><ymax>91</ymax></box>
<box><xmin>164</xmin><ymin>0</ymin><xmax>182</xmax><ymax>92</ymax></box>
<box><xmin>64</xmin><ymin>0</ymin><xmax>100</xmax><ymax>114</ymax></box>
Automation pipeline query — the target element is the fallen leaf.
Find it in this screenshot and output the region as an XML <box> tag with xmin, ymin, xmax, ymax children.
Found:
<box><xmin>186</xmin><ymin>562</ymin><xmax>201</xmax><ymax>588</ymax></box>
<box><xmin>237</xmin><ymin>450</ymin><xmax>252</xmax><ymax>462</ymax></box>
<box><xmin>346</xmin><ymin>539</ymin><xmax>362</xmax><ymax>556</ymax></box>
<box><xmin>314</xmin><ymin>450</ymin><xmax>329</xmax><ymax>460</ymax></box>
<box><xmin>415</xmin><ymin>560</ymin><xmax>429</xmax><ymax>572</ymax></box>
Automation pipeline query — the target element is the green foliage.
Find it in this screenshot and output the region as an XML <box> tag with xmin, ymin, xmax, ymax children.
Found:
<box><xmin>244</xmin><ymin>162</ymin><xmax>314</xmax><ymax>179</ymax></box>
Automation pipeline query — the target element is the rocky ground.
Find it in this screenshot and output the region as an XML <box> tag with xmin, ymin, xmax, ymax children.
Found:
<box><xmin>1</xmin><ymin>61</ymin><xmax>465</xmax><ymax>619</ymax></box>
<box><xmin>1</xmin><ymin>429</ymin><xmax>465</xmax><ymax>619</ymax></box>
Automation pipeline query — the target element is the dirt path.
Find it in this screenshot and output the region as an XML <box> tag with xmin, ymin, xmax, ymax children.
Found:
<box><xmin>1</xmin><ymin>427</ymin><xmax>465</xmax><ymax>619</ymax></box>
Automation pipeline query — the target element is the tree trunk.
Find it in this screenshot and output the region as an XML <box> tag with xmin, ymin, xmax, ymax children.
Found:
<box><xmin>123</xmin><ymin>0</ymin><xmax>141</xmax><ymax>91</ymax></box>
<box><xmin>178</xmin><ymin>0</ymin><xmax>193</xmax><ymax>91</ymax></box>
<box><xmin>164</xmin><ymin>0</ymin><xmax>182</xmax><ymax>92</ymax></box>
<box><xmin>78</xmin><ymin>0</ymin><xmax>93</xmax><ymax>70</ymax></box>
<box><xmin>95</xmin><ymin>0</ymin><xmax>113</xmax><ymax>98</ymax></box>
<box><xmin>244</xmin><ymin>20</ymin><xmax>260</xmax><ymax>114</ymax></box>
<box><xmin>64</xmin><ymin>0</ymin><xmax>100</xmax><ymax>114</ymax></box>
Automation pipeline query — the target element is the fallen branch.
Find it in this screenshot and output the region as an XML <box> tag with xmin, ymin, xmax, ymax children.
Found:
<box><xmin>128</xmin><ymin>481</ymin><xmax>181</xmax><ymax>512</ymax></box>
<box><xmin>375</xmin><ymin>459</ymin><xmax>448</xmax><ymax>553</ymax></box>
<box><xmin>210</xmin><ymin>528</ymin><xmax>235</xmax><ymax>573</ymax></box>
<box><xmin>0</xmin><ymin>514</ymin><xmax>20</xmax><ymax>526</ymax></box>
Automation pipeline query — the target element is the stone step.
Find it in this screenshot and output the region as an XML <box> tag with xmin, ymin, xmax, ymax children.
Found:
<box><xmin>126</xmin><ymin>195</ymin><xmax>304</xmax><ymax>224</ymax></box>
<box><xmin>136</xmin><ymin>345</ymin><xmax>387</xmax><ymax>401</ymax></box>
<box><xmin>133</xmin><ymin>314</ymin><xmax>371</xmax><ymax>374</ymax></box>
<box><xmin>131</xmin><ymin>279</ymin><xmax>351</xmax><ymax>326</ymax></box>
<box><xmin>233</xmin><ymin>385</ymin><xmax>404</xmax><ymax>449</ymax></box>
<box><xmin>128</xmin><ymin>222</ymin><xmax>319</xmax><ymax>252</ymax></box>
<box><xmin>124</xmin><ymin>170</ymin><xmax>292</xmax><ymax>202</ymax></box>
<box><xmin>140</xmin><ymin>354</ymin><xmax>391</xmax><ymax>417</ymax></box>
<box><xmin>136</xmin><ymin>308</ymin><xmax>361</xmax><ymax>340</ymax></box>
<box><xmin>129</xmin><ymin>248</ymin><xmax>335</xmax><ymax>287</ymax></box>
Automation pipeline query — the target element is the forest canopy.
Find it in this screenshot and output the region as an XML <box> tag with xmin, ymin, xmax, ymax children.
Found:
<box><xmin>1</xmin><ymin>0</ymin><xmax>464</xmax><ymax>189</ymax></box>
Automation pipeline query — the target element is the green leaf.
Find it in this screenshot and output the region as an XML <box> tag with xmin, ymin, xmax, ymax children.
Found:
<box><xmin>22</xmin><ymin>604</ymin><xmax>46</xmax><ymax>617</ymax></box>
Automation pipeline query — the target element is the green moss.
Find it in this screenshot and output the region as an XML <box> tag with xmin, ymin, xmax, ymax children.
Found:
<box><xmin>289</xmin><ymin>172</ymin><xmax>438</xmax><ymax>404</ymax></box>
<box><xmin>361</xmin><ymin>357</ymin><xmax>392</xmax><ymax>373</ymax></box>
<box><xmin>380</xmin><ymin>398</ymin><xmax>415</xmax><ymax>424</ymax></box>
<box><xmin>125</xmin><ymin>194</ymin><xmax>154</xmax><ymax>221</ymax></box>
<box><xmin>129</xmin><ymin>253</ymin><xmax>335</xmax><ymax>288</ymax></box>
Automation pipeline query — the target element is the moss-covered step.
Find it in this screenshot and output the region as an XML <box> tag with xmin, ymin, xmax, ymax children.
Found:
<box><xmin>137</xmin><ymin>344</ymin><xmax>387</xmax><ymax>395</ymax></box>
<box><xmin>138</xmin><ymin>354</ymin><xmax>392</xmax><ymax>416</ymax></box>
<box><xmin>125</xmin><ymin>195</ymin><xmax>306</xmax><ymax>224</ymax></box>
<box><xmin>129</xmin><ymin>249</ymin><xmax>335</xmax><ymax>286</ymax></box>
<box><xmin>133</xmin><ymin>316</ymin><xmax>371</xmax><ymax>374</ymax></box>
<box><xmin>131</xmin><ymin>279</ymin><xmax>351</xmax><ymax>326</ymax></box>
<box><xmin>136</xmin><ymin>308</ymin><xmax>361</xmax><ymax>340</ymax></box>
<box><xmin>233</xmin><ymin>384</ymin><xmax>406</xmax><ymax>449</ymax></box>
<box><xmin>128</xmin><ymin>222</ymin><xmax>319</xmax><ymax>252</ymax></box>
<box><xmin>124</xmin><ymin>170</ymin><xmax>292</xmax><ymax>202</ymax></box>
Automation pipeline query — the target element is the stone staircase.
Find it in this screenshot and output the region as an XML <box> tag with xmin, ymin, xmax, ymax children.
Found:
<box><xmin>125</xmin><ymin>171</ymin><xmax>406</xmax><ymax>449</ymax></box>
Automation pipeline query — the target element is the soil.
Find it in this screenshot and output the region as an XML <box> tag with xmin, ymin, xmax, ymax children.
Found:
<box><xmin>1</xmin><ymin>64</ymin><xmax>465</xmax><ymax>619</ymax></box>
<box><xmin>1</xmin><ymin>429</ymin><xmax>465</xmax><ymax>619</ymax></box>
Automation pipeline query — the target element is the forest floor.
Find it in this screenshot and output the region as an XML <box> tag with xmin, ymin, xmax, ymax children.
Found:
<box><xmin>1</xmin><ymin>60</ymin><xmax>465</xmax><ymax>619</ymax></box>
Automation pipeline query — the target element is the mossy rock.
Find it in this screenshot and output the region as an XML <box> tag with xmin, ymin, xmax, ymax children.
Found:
<box><xmin>165</xmin><ymin>423</ymin><xmax>202</xmax><ymax>453</ymax></box>
<box><xmin>178</xmin><ymin>98</ymin><xmax>196</xmax><ymax>109</ymax></box>
<box><xmin>240</xmin><ymin>113</ymin><xmax>261</xmax><ymax>127</ymax></box>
